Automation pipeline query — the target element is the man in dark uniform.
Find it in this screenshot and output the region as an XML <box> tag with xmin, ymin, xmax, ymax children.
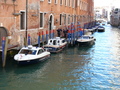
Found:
<box><xmin>63</xmin><ymin>28</ymin><xmax>68</xmax><ymax>38</ymax></box>
<box><xmin>57</xmin><ymin>28</ymin><xmax>62</xmax><ymax>37</ymax></box>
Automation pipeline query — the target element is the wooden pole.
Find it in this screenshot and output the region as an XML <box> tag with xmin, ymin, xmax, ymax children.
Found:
<box><xmin>25</xmin><ymin>0</ymin><xmax>28</xmax><ymax>46</ymax></box>
<box><xmin>38</xmin><ymin>32</ymin><xmax>41</xmax><ymax>47</ymax></box>
<box><xmin>42</xmin><ymin>31</ymin><xmax>44</xmax><ymax>47</ymax></box>
<box><xmin>2</xmin><ymin>37</ymin><xmax>8</xmax><ymax>68</ymax></box>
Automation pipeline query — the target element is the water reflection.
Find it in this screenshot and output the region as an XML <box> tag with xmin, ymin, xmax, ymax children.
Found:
<box><xmin>1</xmin><ymin>25</ymin><xmax>120</xmax><ymax>89</ymax></box>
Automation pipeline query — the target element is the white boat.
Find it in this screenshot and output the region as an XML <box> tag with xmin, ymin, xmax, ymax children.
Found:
<box><xmin>44</xmin><ymin>37</ymin><xmax>67</xmax><ymax>53</ymax></box>
<box><xmin>77</xmin><ymin>35</ymin><xmax>96</xmax><ymax>46</ymax></box>
<box><xmin>14</xmin><ymin>45</ymin><xmax>50</xmax><ymax>65</ymax></box>
<box><xmin>97</xmin><ymin>26</ymin><xmax>105</xmax><ymax>32</ymax></box>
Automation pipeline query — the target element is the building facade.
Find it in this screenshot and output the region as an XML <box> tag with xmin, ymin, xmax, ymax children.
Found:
<box><xmin>110</xmin><ymin>8</ymin><xmax>120</xmax><ymax>26</ymax></box>
<box><xmin>0</xmin><ymin>0</ymin><xmax>94</xmax><ymax>49</ymax></box>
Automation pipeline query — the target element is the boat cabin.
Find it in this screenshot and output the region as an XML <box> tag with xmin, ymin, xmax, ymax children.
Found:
<box><xmin>18</xmin><ymin>45</ymin><xmax>44</xmax><ymax>55</ymax></box>
<box><xmin>47</xmin><ymin>37</ymin><xmax>66</xmax><ymax>46</ymax></box>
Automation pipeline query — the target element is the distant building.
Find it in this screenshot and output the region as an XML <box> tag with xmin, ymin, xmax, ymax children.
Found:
<box><xmin>110</xmin><ymin>8</ymin><xmax>120</xmax><ymax>26</ymax></box>
<box><xmin>0</xmin><ymin>0</ymin><xmax>94</xmax><ymax>49</ymax></box>
<box><xmin>94</xmin><ymin>7</ymin><xmax>109</xmax><ymax>21</ymax></box>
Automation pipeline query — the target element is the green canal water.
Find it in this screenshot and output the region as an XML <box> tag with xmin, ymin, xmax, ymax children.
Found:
<box><xmin>1</xmin><ymin>24</ymin><xmax>120</xmax><ymax>90</ymax></box>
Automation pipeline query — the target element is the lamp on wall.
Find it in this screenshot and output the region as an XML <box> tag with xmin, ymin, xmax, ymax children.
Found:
<box><xmin>55</xmin><ymin>19</ymin><xmax>58</xmax><ymax>23</ymax></box>
<box><xmin>12</xmin><ymin>0</ymin><xmax>19</xmax><ymax>16</ymax></box>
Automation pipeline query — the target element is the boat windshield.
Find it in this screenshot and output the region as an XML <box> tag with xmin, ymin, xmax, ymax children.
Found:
<box><xmin>19</xmin><ymin>49</ymin><xmax>37</xmax><ymax>55</ymax></box>
<box><xmin>82</xmin><ymin>36</ymin><xmax>89</xmax><ymax>39</ymax></box>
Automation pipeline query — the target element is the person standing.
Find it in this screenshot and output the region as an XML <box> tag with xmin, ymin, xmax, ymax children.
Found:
<box><xmin>63</xmin><ymin>28</ymin><xmax>68</xmax><ymax>38</ymax></box>
<box><xmin>57</xmin><ymin>28</ymin><xmax>62</xmax><ymax>37</ymax></box>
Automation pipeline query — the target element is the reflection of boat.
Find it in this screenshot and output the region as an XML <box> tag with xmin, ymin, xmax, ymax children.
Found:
<box><xmin>44</xmin><ymin>37</ymin><xmax>67</xmax><ymax>53</ymax></box>
<box><xmin>14</xmin><ymin>45</ymin><xmax>50</xmax><ymax>65</ymax></box>
<box><xmin>97</xmin><ymin>26</ymin><xmax>105</xmax><ymax>32</ymax></box>
<box><xmin>77</xmin><ymin>35</ymin><xmax>96</xmax><ymax>46</ymax></box>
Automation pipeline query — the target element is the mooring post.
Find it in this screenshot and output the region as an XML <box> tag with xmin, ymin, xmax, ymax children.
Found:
<box><xmin>46</xmin><ymin>30</ymin><xmax>48</xmax><ymax>43</ymax></box>
<box><xmin>28</xmin><ymin>34</ymin><xmax>31</xmax><ymax>45</ymax></box>
<box><xmin>53</xmin><ymin>30</ymin><xmax>54</xmax><ymax>38</ymax></box>
<box><xmin>2</xmin><ymin>37</ymin><xmax>8</xmax><ymax>68</ymax></box>
<box><xmin>42</xmin><ymin>31</ymin><xmax>44</xmax><ymax>47</ymax></box>
<box><xmin>38</xmin><ymin>32</ymin><xmax>41</xmax><ymax>47</ymax></box>
<box><xmin>68</xmin><ymin>30</ymin><xmax>70</xmax><ymax>44</ymax></box>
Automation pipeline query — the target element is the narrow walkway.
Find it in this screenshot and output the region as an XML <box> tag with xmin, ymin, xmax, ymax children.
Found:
<box><xmin>0</xmin><ymin>44</ymin><xmax>18</xmax><ymax>52</ymax></box>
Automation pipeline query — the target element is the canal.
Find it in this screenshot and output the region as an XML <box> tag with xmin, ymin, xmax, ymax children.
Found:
<box><xmin>1</xmin><ymin>24</ymin><xmax>120</xmax><ymax>90</ymax></box>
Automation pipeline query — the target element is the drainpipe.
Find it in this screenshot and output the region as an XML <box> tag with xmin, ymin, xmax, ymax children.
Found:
<box><xmin>25</xmin><ymin>0</ymin><xmax>28</xmax><ymax>46</ymax></box>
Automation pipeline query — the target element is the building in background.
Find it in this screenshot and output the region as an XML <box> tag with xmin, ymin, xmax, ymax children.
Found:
<box><xmin>94</xmin><ymin>0</ymin><xmax>120</xmax><ymax>26</ymax></box>
<box><xmin>94</xmin><ymin>6</ymin><xmax>109</xmax><ymax>22</ymax></box>
<box><xmin>0</xmin><ymin>0</ymin><xmax>94</xmax><ymax>49</ymax></box>
<box><xmin>110</xmin><ymin>8</ymin><xmax>120</xmax><ymax>26</ymax></box>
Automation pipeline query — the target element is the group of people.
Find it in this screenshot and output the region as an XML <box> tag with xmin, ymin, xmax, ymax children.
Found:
<box><xmin>57</xmin><ymin>28</ymin><xmax>68</xmax><ymax>38</ymax></box>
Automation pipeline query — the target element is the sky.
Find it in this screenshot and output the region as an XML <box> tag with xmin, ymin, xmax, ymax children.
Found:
<box><xmin>94</xmin><ymin>0</ymin><xmax>120</xmax><ymax>8</ymax></box>
<box><xmin>94</xmin><ymin>0</ymin><xmax>112</xmax><ymax>7</ymax></box>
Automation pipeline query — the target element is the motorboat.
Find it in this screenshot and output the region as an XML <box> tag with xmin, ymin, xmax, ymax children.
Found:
<box><xmin>97</xmin><ymin>26</ymin><xmax>105</xmax><ymax>32</ymax></box>
<box><xmin>44</xmin><ymin>37</ymin><xmax>67</xmax><ymax>53</ymax></box>
<box><xmin>77</xmin><ymin>35</ymin><xmax>96</xmax><ymax>46</ymax></box>
<box><xmin>14</xmin><ymin>45</ymin><xmax>50</xmax><ymax>65</ymax></box>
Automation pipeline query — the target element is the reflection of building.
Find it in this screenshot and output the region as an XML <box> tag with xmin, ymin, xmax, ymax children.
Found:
<box><xmin>110</xmin><ymin>8</ymin><xmax>120</xmax><ymax>26</ymax></box>
<box><xmin>0</xmin><ymin>0</ymin><xmax>94</xmax><ymax>49</ymax></box>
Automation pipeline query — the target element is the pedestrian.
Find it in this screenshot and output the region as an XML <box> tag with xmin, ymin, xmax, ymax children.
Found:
<box><xmin>57</xmin><ymin>28</ymin><xmax>62</xmax><ymax>37</ymax></box>
<box><xmin>63</xmin><ymin>28</ymin><xmax>68</xmax><ymax>38</ymax></box>
<box><xmin>63</xmin><ymin>29</ymin><xmax>68</xmax><ymax>38</ymax></box>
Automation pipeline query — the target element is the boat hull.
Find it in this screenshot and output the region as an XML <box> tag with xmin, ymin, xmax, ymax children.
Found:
<box><xmin>97</xmin><ymin>27</ymin><xmax>105</xmax><ymax>32</ymax></box>
<box><xmin>15</xmin><ymin>55</ymin><xmax>50</xmax><ymax>65</ymax></box>
<box><xmin>77</xmin><ymin>40</ymin><xmax>95</xmax><ymax>46</ymax></box>
<box><xmin>44</xmin><ymin>44</ymin><xmax>67</xmax><ymax>53</ymax></box>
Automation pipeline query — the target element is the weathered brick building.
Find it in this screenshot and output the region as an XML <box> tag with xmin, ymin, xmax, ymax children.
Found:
<box><xmin>0</xmin><ymin>0</ymin><xmax>94</xmax><ymax>49</ymax></box>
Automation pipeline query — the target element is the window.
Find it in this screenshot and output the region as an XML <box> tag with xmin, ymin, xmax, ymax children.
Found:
<box><xmin>19</xmin><ymin>49</ymin><xmax>37</xmax><ymax>55</ymax></box>
<box><xmin>62</xmin><ymin>40</ymin><xmax>65</xmax><ymax>43</ymax></box>
<box><xmin>64</xmin><ymin>14</ymin><xmax>66</xmax><ymax>24</ymax></box>
<box><xmin>68</xmin><ymin>15</ymin><xmax>70</xmax><ymax>24</ymax></box>
<box><xmin>72</xmin><ymin>15</ymin><xmax>74</xmax><ymax>22</ymax></box>
<box><xmin>80</xmin><ymin>1</ymin><xmax>82</xmax><ymax>10</ymax></box>
<box><xmin>48</xmin><ymin>0</ymin><xmax>51</xmax><ymax>3</ymax></box>
<box><xmin>72</xmin><ymin>0</ymin><xmax>74</xmax><ymax>8</ymax></box>
<box><xmin>68</xmin><ymin>0</ymin><xmax>70</xmax><ymax>7</ymax></box>
<box><xmin>55</xmin><ymin>0</ymin><xmax>58</xmax><ymax>4</ymax></box>
<box><xmin>60</xmin><ymin>0</ymin><xmax>62</xmax><ymax>5</ymax></box>
<box><xmin>60</xmin><ymin>14</ymin><xmax>62</xmax><ymax>25</ymax></box>
<box><xmin>53</xmin><ymin>40</ymin><xmax>56</xmax><ymax>45</ymax></box>
<box><xmin>20</xmin><ymin>11</ymin><xmax>25</xmax><ymax>30</ymax></box>
<box><xmin>65</xmin><ymin>0</ymin><xmax>67</xmax><ymax>6</ymax></box>
<box><xmin>77</xmin><ymin>0</ymin><xmax>80</xmax><ymax>6</ymax></box>
<box><xmin>74</xmin><ymin>15</ymin><xmax>76</xmax><ymax>23</ymax></box>
<box><xmin>37</xmin><ymin>49</ymin><xmax>44</xmax><ymax>55</ymax></box>
<box><xmin>40</xmin><ymin>13</ymin><xmax>44</xmax><ymax>28</ymax></box>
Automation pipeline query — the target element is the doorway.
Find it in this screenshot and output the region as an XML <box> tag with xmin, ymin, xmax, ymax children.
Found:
<box><xmin>0</xmin><ymin>27</ymin><xmax>8</xmax><ymax>46</ymax></box>
<box><xmin>49</xmin><ymin>15</ymin><xmax>53</xmax><ymax>30</ymax></box>
<box><xmin>49</xmin><ymin>15</ymin><xmax>54</xmax><ymax>38</ymax></box>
